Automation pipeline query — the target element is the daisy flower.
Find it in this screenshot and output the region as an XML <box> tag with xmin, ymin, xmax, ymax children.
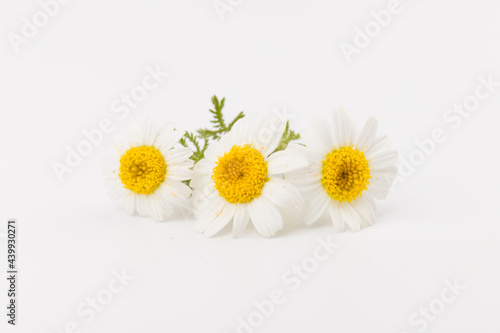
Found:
<box><xmin>191</xmin><ymin>114</ymin><xmax>308</xmax><ymax>238</ymax></box>
<box><xmin>287</xmin><ymin>108</ymin><xmax>398</xmax><ymax>232</ymax></box>
<box><xmin>102</xmin><ymin>119</ymin><xmax>194</xmax><ymax>222</ymax></box>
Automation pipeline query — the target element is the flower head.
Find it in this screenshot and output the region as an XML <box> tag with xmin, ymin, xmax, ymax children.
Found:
<box><xmin>287</xmin><ymin>108</ymin><xmax>398</xmax><ymax>231</ymax></box>
<box><xmin>102</xmin><ymin>119</ymin><xmax>194</xmax><ymax>222</ymax></box>
<box><xmin>191</xmin><ymin>114</ymin><xmax>308</xmax><ymax>238</ymax></box>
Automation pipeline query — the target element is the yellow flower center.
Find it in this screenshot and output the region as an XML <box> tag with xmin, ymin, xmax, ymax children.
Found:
<box><xmin>321</xmin><ymin>146</ymin><xmax>371</xmax><ymax>203</ymax></box>
<box><xmin>119</xmin><ymin>146</ymin><xmax>167</xmax><ymax>195</ymax></box>
<box><xmin>212</xmin><ymin>145</ymin><xmax>269</xmax><ymax>204</ymax></box>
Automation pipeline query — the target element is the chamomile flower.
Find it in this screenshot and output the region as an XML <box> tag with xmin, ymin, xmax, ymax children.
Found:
<box><xmin>287</xmin><ymin>108</ymin><xmax>398</xmax><ymax>232</ymax></box>
<box><xmin>102</xmin><ymin>119</ymin><xmax>194</xmax><ymax>222</ymax></box>
<box><xmin>191</xmin><ymin>114</ymin><xmax>308</xmax><ymax>238</ymax></box>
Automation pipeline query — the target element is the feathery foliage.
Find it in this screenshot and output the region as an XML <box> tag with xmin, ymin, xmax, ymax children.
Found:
<box><xmin>180</xmin><ymin>96</ymin><xmax>245</xmax><ymax>165</ymax></box>
<box><xmin>196</xmin><ymin>96</ymin><xmax>244</xmax><ymax>140</ymax></box>
<box><xmin>273</xmin><ymin>121</ymin><xmax>301</xmax><ymax>152</ymax></box>
<box><xmin>180</xmin><ymin>96</ymin><xmax>300</xmax><ymax>168</ymax></box>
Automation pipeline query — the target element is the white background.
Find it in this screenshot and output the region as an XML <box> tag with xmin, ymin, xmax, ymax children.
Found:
<box><xmin>1</xmin><ymin>0</ymin><xmax>500</xmax><ymax>332</ymax></box>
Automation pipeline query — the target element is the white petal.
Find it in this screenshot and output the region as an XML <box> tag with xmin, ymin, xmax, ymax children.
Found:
<box><xmin>353</xmin><ymin>196</ymin><xmax>376</xmax><ymax>228</ymax></box>
<box><xmin>331</xmin><ymin>107</ymin><xmax>356</xmax><ymax>148</ymax></box>
<box><xmin>190</xmin><ymin>174</ymin><xmax>213</xmax><ymax>190</ymax></box>
<box><xmin>368</xmin><ymin>149</ymin><xmax>398</xmax><ymax>170</ymax></box>
<box><xmin>196</xmin><ymin>195</ymin><xmax>235</xmax><ymax>236</ymax></box>
<box><xmin>154</xmin><ymin>123</ymin><xmax>183</xmax><ymax>152</ymax></box>
<box><xmin>331</xmin><ymin>196</ymin><xmax>376</xmax><ymax>232</ymax></box>
<box><xmin>329</xmin><ymin>201</ymin><xmax>345</xmax><ymax>232</ymax></box>
<box><xmin>219</xmin><ymin>132</ymin><xmax>239</xmax><ymax>156</ymax></box>
<box><xmin>126</xmin><ymin>119</ymin><xmax>145</xmax><ymax>147</ymax></box>
<box><xmin>355</xmin><ymin>117</ymin><xmax>378</xmax><ymax>152</ymax></box>
<box><xmin>191</xmin><ymin>186</ymin><xmax>217</xmax><ymax>217</ymax></box>
<box><xmin>300</xmin><ymin>127</ymin><xmax>330</xmax><ymax>157</ymax></box>
<box><xmin>102</xmin><ymin>158</ymin><xmax>120</xmax><ymax>179</ymax></box>
<box><xmin>156</xmin><ymin>189</ymin><xmax>176</xmax><ymax>217</ymax></box>
<box><xmin>203</xmin><ymin>203</ymin><xmax>237</xmax><ymax>237</ymax></box>
<box><xmin>240</xmin><ymin>114</ymin><xmax>265</xmax><ymax>148</ymax></box>
<box><xmin>193</xmin><ymin>158</ymin><xmax>215</xmax><ymax>177</ymax></box>
<box><xmin>365</xmin><ymin>193</ymin><xmax>377</xmax><ymax>213</ymax></box>
<box><xmin>311</xmin><ymin>115</ymin><xmax>335</xmax><ymax>151</ymax></box>
<box><xmin>105</xmin><ymin>132</ymin><xmax>128</xmax><ymax>156</ymax></box>
<box><xmin>285</xmin><ymin>168</ymin><xmax>316</xmax><ymax>187</ymax></box>
<box><xmin>303</xmin><ymin>187</ymin><xmax>331</xmax><ymax>225</ymax></box>
<box><xmin>225</xmin><ymin>116</ymin><xmax>245</xmax><ymax>143</ymax></box>
<box><xmin>196</xmin><ymin>196</ymin><xmax>225</xmax><ymax>232</ymax></box>
<box><xmin>262</xmin><ymin>177</ymin><xmax>304</xmax><ymax>209</ymax></box>
<box><xmin>218</xmin><ymin>114</ymin><xmax>257</xmax><ymax>151</ymax></box>
<box><xmin>167</xmin><ymin>163</ymin><xmax>194</xmax><ymax>181</ymax></box>
<box><xmin>232</xmin><ymin>204</ymin><xmax>250</xmax><ymax>237</ymax></box>
<box><xmin>260</xmin><ymin>115</ymin><xmax>287</xmax><ymax>157</ymax></box>
<box><xmin>142</xmin><ymin>118</ymin><xmax>158</xmax><ymax>146</ymax></box>
<box><xmin>166</xmin><ymin>179</ymin><xmax>192</xmax><ymax>198</ymax></box>
<box><xmin>143</xmin><ymin>193</ymin><xmax>166</xmax><ymax>222</ymax></box>
<box><xmin>300</xmin><ymin>178</ymin><xmax>326</xmax><ymax>196</ymax></box>
<box><xmin>380</xmin><ymin>165</ymin><xmax>398</xmax><ymax>180</ymax></box>
<box><xmin>105</xmin><ymin>180</ymin><xmax>126</xmax><ymax>200</ymax></box>
<box><xmin>365</xmin><ymin>135</ymin><xmax>391</xmax><ymax>157</ymax></box>
<box><xmin>154</xmin><ymin>180</ymin><xmax>191</xmax><ymax>215</ymax></box>
<box><xmin>136</xmin><ymin>195</ymin><xmax>149</xmax><ymax>217</ymax></box>
<box><xmin>266</xmin><ymin>150</ymin><xmax>309</xmax><ymax>175</ymax></box>
<box><xmin>285</xmin><ymin>142</ymin><xmax>312</xmax><ymax>156</ymax></box>
<box><xmin>367</xmin><ymin>172</ymin><xmax>394</xmax><ymax>200</ymax></box>
<box><xmin>164</xmin><ymin>146</ymin><xmax>193</xmax><ymax>165</ymax></box>
<box><xmin>122</xmin><ymin>193</ymin><xmax>136</xmax><ymax>216</ymax></box>
<box><xmin>338</xmin><ymin>203</ymin><xmax>362</xmax><ymax>232</ymax></box>
<box><xmin>247</xmin><ymin>198</ymin><xmax>283</xmax><ymax>238</ymax></box>
<box><xmin>230</xmin><ymin>113</ymin><xmax>284</xmax><ymax>157</ymax></box>
<box><xmin>285</xmin><ymin>163</ymin><xmax>322</xmax><ymax>187</ymax></box>
<box><xmin>288</xmin><ymin>142</ymin><xmax>323</xmax><ymax>165</ymax></box>
<box><xmin>203</xmin><ymin>141</ymin><xmax>224</xmax><ymax>163</ymax></box>
<box><xmin>170</xmin><ymin>160</ymin><xmax>193</xmax><ymax>170</ymax></box>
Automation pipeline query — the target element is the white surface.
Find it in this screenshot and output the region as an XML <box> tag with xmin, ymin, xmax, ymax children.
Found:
<box><xmin>1</xmin><ymin>0</ymin><xmax>500</xmax><ymax>332</ymax></box>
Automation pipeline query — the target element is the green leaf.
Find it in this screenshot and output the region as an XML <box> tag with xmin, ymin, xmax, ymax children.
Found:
<box><xmin>273</xmin><ymin>121</ymin><xmax>301</xmax><ymax>152</ymax></box>
<box><xmin>178</xmin><ymin>96</ymin><xmax>301</xmax><ymax>187</ymax></box>
<box><xmin>209</xmin><ymin>95</ymin><xmax>227</xmax><ymax>131</ymax></box>
<box><xmin>179</xmin><ymin>95</ymin><xmax>247</xmax><ymax>172</ymax></box>
<box><xmin>194</xmin><ymin>95</ymin><xmax>245</xmax><ymax>141</ymax></box>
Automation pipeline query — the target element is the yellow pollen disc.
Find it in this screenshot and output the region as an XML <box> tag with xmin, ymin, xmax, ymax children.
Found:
<box><xmin>321</xmin><ymin>146</ymin><xmax>371</xmax><ymax>203</ymax></box>
<box><xmin>119</xmin><ymin>146</ymin><xmax>167</xmax><ymax>195</ymax></box>
<box><xmin>212</xmin><ymin>145</ymin><xmax>269</xmax><ymax>204</ymax></box>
